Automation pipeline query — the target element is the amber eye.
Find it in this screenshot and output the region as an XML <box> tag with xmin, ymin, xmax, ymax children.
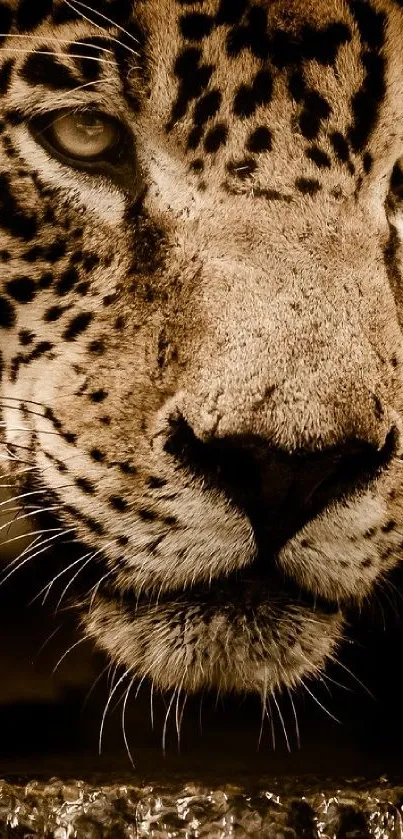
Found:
<box><xmin>30</xmin><ymin>108</ymin><xmax>138</xmax><ymax>191</ymax></box>
<box><xmin>47</xmin><ymin>110</ymin><xmax>120</xmax><ymax>160</ymax></box>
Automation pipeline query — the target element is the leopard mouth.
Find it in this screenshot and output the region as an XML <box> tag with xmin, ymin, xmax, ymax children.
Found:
<box><xmin>99</xmin><ymin>543</ymin><xmax>342</xmax><ymax>618</ymax></box>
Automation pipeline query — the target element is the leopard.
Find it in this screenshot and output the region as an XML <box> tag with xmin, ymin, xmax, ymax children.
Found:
<box><xmin>1</xmin><ymin>0</ymin><xmax>403</xmax><ymax>711</ymax></box>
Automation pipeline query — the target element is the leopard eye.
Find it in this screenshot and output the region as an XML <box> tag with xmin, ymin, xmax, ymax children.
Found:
<box><xmin>29</xmin><ymin>108</ymin><xmax>139</xmax><ymax>191</ymax></box>
<box><xmin>33</xmin><ymin>109</ymin><xmax>123</xmax><ymax>162</ymax></box>
<box><xmin>49</xmin><ymin>111</ymin><xmax>120</xmax><ymax>160</ymax></box>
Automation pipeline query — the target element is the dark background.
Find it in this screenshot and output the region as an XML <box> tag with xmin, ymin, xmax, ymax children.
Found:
<box><xmin>0</xmin><ymin>539</ymin><xmax>403</xmax><ymax>785</ymax></box>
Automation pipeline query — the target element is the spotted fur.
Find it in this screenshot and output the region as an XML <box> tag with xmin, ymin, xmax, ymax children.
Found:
<box><xmin>1</xmin><ymin>0</ymin><xmax>403</xmax><ymax>700</ymax></box>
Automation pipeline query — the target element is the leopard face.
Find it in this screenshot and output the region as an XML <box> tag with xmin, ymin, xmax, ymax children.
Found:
<box><xmin>1</xmin><ymin>0</ymin><xmax>403</xmax><ymax>700</ymax></box>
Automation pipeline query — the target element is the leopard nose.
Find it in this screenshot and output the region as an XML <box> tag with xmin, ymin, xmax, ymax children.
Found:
<box><xmin>164</xmin><ymin>416</ymin><xmax>398</xmax><ymax>549</ymax></box>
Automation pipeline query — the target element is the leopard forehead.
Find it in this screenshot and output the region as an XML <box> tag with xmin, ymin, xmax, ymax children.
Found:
<box><xmin>2</xmin><ymin>0</ymin><xmax>403</xmax><ymax>702</ymax></box>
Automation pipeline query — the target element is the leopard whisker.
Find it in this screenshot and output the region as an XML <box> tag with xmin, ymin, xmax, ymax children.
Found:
<box><xmin>272</xmin><ymin>691</ymin><xmax>291</xmax><ymax>752</ymax></box>
<box><xmin>0</xmin><ymin>47</ymin><xmax>115</xmax><ymax>66</ymax></box>
<box><xmin>32</xmin><ymin>544</ymin><xmax>90</xmax><ymax>606</ymax></box>
<box><xmin>328</xmin><ymin>655</ymin><xmax>375</xmax><ymax>700</ymax></box>
<box><xmin>300</xmin><ymin>678</ymin><xmax>341</xmax><ymax>724</ymax></box>
<box><xmin>0</xmin><ymin>34</ymin><xmax>114</xmax><ymax>53</ymax></box>
<box><xmin>287</xmin><ymin>686</ymin><xmax>301</xmax><ymax>750</ymax></box>
<box><xmin>122</xmin><ymin>675</ymin><xmax>136</xmax><ymax>768</ymax></box>
<box><xmin>63</xmin><ymin>0</ymin><xmax>140</xmax><ymax>54</ymax></box>
<box><xmin>33</xmin><ymin>624</ymin><xmax>63</xmax><ymax>662</ymax></box>
<box><xmin>54</xmin><ymin>543</ymin><xmax>113</xmax><ymax>612</ymax></box>
<box><xmin>162</xmin><ymin>687</ymin><xmax>176</xmax><ymax>756</ymax></box>
<box><xmin>265</xmin><ymin>694</ymin><xmax>276</xmax><ymax>751</ymax></box>
<box><xmin>0</xmin><ymin>536</ymin><xmax>69</xmax><ymax>592</ymax></box>
<box><xmin>82</xmin><ymin>661</ymin><xmax>112</xmax><ymax>710</ymax></box>
<box><xmin>0</xmin><ymin>505</ymin><xmax>61</xmax><ymax>540</ymax></box>
<box><xmin>98</xmin><ymin>669</ymin><xmax>131</xmax><ymax>756</ymax></box>
<box><xmin>258</xmin><ymin>672</ymin><xmax>268</xmax><ymax>749</ymax></box>
<box><xmin>52</xmin><ymin>635</ymin><xmax>88</xmax><ymax>674</ymax></box>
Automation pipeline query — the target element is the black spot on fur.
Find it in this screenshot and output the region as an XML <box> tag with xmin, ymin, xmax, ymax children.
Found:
<box><xmin>169</xmin><ymin>47</ymin><xmax>213</xmax><ymax>128</ymax></box>
<box><xmin>4</xmin><ymin>108</ymin><xmax>24</xmax><ymax>126</ymax></box>
<box><xmin>90</xmin><ymin>389</ymin><xmax>108</xmax><ymax>403</ymax></box>
<box><xmin>0</xmin><ymin>296</ymin><xmax>16</xmax><ymax>328</ymax></box>
<box><xmin>194</xmin><ymin>89</ymin><xmax>222</xmax><ymax>125</ymax></box>
<box><xmin>162</xmin><ymin>515</ymin><xmax>178</xmax><ymax>527</ymax></box>
<box><xmin>216</xmin><ymin>0</ymin><xmax>247</xmax><ymax>25</ymax></box>
<box><xmin>19</xmin><ymin>329</ymin><xmax>34</xmax><ymax>346</ymax></box>
<box><xmin>373</xmin><ymin>394</ymin><xmax>384</xmax><ymax>420</ymax></box>
<box><xmin>88</xmin><ymin>339</ymin><xmax>105</xmax><ymax>355</ymax></box>
<box><xmin>139</xmin><ymin>508</ymin><xmax>157</xmax><ymax>522</ymax></box>
<box><xmin>226</xmin><ymin>5</ymin><xmax>269</xmax><ymax>60</ymax></box>
<box><xmin>180</xmin><ymin>12</ymin><xmax>214</xmax><ymax>40</ymax></box>
<box><xmin>330</xmin><ymin>131</ymin><xmax>351</xmax><ymax>164</ymax></box>
<box><xmin>16</xmin><ymin>0</ymin><xmax>53</xmax><ymax>31</ymax></box>
<box><xmin>361</xmin><ymin>557</ymin><xmax>373</xmax><ymax>568</ymax></box>
<box><xmin>349</xmin><ymin>0</ymin><xmax>386</xmax><ymax>50</ymax></box>
<box><xmin>76</xmin><ymin>281</ymin><xmax>90</xmax><ymax>296</ymax></box>
<box><xmin>0</xmin><ymin>60</ymin><xmax>14</xmax><ymax>96</ymax></box>
<box><xmin>55</xmin><ymin>267</ymin><xmax>78</xmax><ymax>296</ymax></box>
<box><xmin>147</xmin><ymin>476</ymin><xmax>168</xmax><ymax>489</ymax></box>
<box><xmin>39</xmin><ymin>272</ymin><xmax>53</xmax><ymax>290</ymax></box>
<box><xmin>297</xmin><ymin>22</ymin><xmax>351</xmax><ymax>66</ymax></box>
<box><xmin>118</xmin><ymin>461</ymin><xmax>137</xmax><ymax>474</ymax></box>
<box><xmin>0</xmin><ymin>4</ymin><xmax>13</xmax><ymax>46</ymax></box>
<box><xmin>90</xmin><ymin>448</ymin><xmax>105</xmax><ymax>462</ymax></box>
<box><xmin>68</xmin><ymin>37</ymin><xmax>109</xmax><ymax>82</ymax></box>
<box><xmin>295</xmin><ymin>177</ymin><xmax>321</xmax><ymax>195</ymax></box>
<box><xmin>65</xmin><ymin>504</ymin><xmax>105</xmax><ymax>536</ymax></box>
<box><xmin>44</xmin><ymin>305</ymin><xmax>67</xmax><ymax>323</ymax></box>
<box><xmin>227</xmin><ymin>157</ymin><xmax>257</xmax><ymax>179</ymax></box>
<box><xmin>63</xmin><ymin>312</ymin><xmax>93</xmax><ymax>341</ymax></box>
<box><xmin>306</xmin><ymin>146</ymin><xmax>331</xmax><ymax>169</ymax></box>
<box><xmin>288</xmin><ymin>71</ymin><xmax>306</xmax><ymax>104</ymax></box>
<box><xmin>363</xmin><ymin>151</ymin><xmax>373</xmax><ymax>173</ymax></box>
<box><xmin>21</xmin><ymin>51</ymin><xmax>79</xmax><ymax>90</ymax></box>
<box><xmin>83</xmin><ymin>252</ymin><xmax>100</xmax><ymax>272</ymax></box>
<box><xmin>109</xmin><ymin>495</ymin><xmax>128</xmax><ymax>512</ymax></box>
<box><xmin>233</xmin><ymin>69</ymin><xmax>273</xmax><ymax>118</ymax></box>
<box><xmin>76</xmin><ymin>476</ymin><xmax>96</xmax><ymax>495</ymax></box>
<box><xmin>298</xmin><ymin>91</ymin><xmax>331</xmax><ymax>140</ymax></box>
<box><xmin>22</xmin><ymin>245</ymin><xmax>44</xmax><ymax>263</ymax></box>
<box><xmin>5</xmin><ymin>276</ymin><xmax>36</xmax><ymax>303</ymax></box>
<box><xmin>44</xmin><ymin>240</ymin><xmax>67</xmax><ymax>262</ymax></box>
<box><xmin>247</xmin><ymin>126</ymin><xmax>272</xmax><ymax>153</ymax></box>
<box><xmin>381</xmin><ymin>519</ymin><xmax>396</xmax><ymax>533</ymax></box>
<box><xmin>204</xmin><ymin>123</ymin><xmax>228</xmax><ymax>152</ymax></box>
<box><xmin>189</xmin><ymin>158</ymin><xmax>204</xmax><ymax>172</ymax></box>
<box><xmin>0</xmin><ymin>173</ymin><xmax>38</xmax><ymax>240</ymax></box>
<box><xmin>364</xmin><ymin>527</ymin><xmax>377</xmax><ymax>538</ymax></box>
<box><xmin>348</xmin><ymin>51</ymin><xmax>386</xmax><ymax>152</ymax></box>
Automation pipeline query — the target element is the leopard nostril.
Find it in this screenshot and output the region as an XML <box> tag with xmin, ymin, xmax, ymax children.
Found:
<box><xmin>164</xmin><ymin>416</ymin><xmax>398</xmax><ymax>550</ymax></box>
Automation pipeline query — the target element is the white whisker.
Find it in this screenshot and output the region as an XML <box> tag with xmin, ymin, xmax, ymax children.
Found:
<box><xmin>63</xmin><ymin>0</ymin><xmax>140</xmax><ymax>54</ymax></box>
<box><xmin>52</xmin><ymin>636</ymin><xmax>87</xmax><ymax>674</ymax></box>
<box><xmin>301</xmin><ymin>679</ymin><xmax>341</xmax><ymax>724</ymax></box>
<box><xmin>98</xmin><ymin>669</ymin><xmax>130</xmax><ymax>756</ymax></box>
<box><xmin>0</xmin><ymin>48</ymin><xmax>115</xmax><ymax>66</ymax></box>
<box><xmin>122</xmin><ymin>676</ymin><xmax>136</xmax><ymax>769</ymax></box>
<box><xmin>287</xmin><ymin>687</ymin><xmax>300</xmax><ymax>749</ymax></box>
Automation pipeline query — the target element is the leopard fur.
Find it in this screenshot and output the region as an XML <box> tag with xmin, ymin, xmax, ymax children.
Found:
<box><xmin>1</xmin><ymin>0</ymin><xmax>403</xmax><ymax>699</ymax></box>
